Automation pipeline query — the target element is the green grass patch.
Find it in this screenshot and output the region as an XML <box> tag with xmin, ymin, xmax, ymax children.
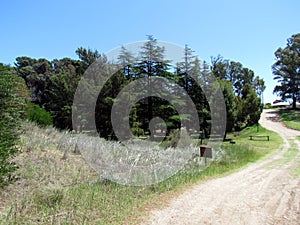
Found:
<box><xmin>284</xmin><ymin>140</ymin><xmax>300</xmax><ymax>177</ymax></box>
<box><xmin>0</xmin><ymin>125</ymin><xmax>283</xmax><ymax>224</ymax></box>
<box><xmin>229</xmin><ymin>126</ymin><xmax>281</xmax><ymax>150</ymax></box>
<box><xmin>283</xmin><ymin>141</ymin><xmax>298</xmax><ymax>161</ymax></box>
<box><xmin>266</xmin><ymin>138</ymin><xmax>300</xmax><ymax>177</ymax></box>
<box><xmin>279</xmin><ymin>109</ymin><xmax>300</xmax><ymax>131</ymax></box>
<box><xmin>294</xmin><ymin>163</ymin><xmax>300</xmax><ymax>177</ymax></box>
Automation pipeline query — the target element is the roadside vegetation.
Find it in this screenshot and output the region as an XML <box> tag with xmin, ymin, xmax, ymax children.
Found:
<box><xmin>279</xmin><ymin>109</ymin><xmax>300</xmax><ymax>131</ymax></box>
<box><xmin>0</xmin><ymin>64</ymin><xmax>27</xmax><ymax>188</ymax></box>
<box><xmin>0</xmin><ymin>123</ymin><xmax>282</xmax><ymax>224</ymax></box>
<box><xmin>266</xmin><ymin>138</ymin><xmax>300</xmax><ymax>178</ymax></box>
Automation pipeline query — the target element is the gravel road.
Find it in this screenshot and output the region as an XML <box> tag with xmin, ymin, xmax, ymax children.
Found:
<box><xmin>143</xmin><ymin>109</ymin><xmax>300</xmax><ymax>225</ymax></box>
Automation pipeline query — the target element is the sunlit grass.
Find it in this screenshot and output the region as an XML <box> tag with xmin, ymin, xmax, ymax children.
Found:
<box><xmin>283</xmin><ymin>140</ymin><xmax>300</xmax><ymax>178</ymax></box>
<box><xmin>265</xmin><ymin>135</ymin><xmax>300</xmax><ymax>178</ymax></box>
<box><xmin>0</xmin><ymin>123</ymin><xmax>283</xmax><ymax>224</ymax></box>
<box><xmin>279</xmin><ymin>109</ymin><xmax>300</xmax><ymax>131</ymax></box>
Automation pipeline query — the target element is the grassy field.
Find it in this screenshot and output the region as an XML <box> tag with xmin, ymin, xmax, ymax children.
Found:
<box><xmin>0</xmin><ymin>123</ymin><xmax>283</xmax><ymax>224</ymax></box>
<box><xmin>279</xmin><ymin>109</ymin><xmax>300</xmax><ymax>131</ymax></box>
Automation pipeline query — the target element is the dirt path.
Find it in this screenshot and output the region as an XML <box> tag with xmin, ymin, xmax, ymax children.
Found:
<box><xmin>143</xmin><ymin>109</ymin><xmax>300</xmax><ymax>225</ymax></box>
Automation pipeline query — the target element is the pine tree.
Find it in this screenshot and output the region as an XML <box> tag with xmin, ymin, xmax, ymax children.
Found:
<box><xmin>273</xmin><ymin>33</ymin><xmax>300</xmax><ymax>109</ymax></box>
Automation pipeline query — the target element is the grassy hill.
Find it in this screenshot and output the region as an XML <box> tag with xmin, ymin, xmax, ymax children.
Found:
<box><xmin>0</xmin><ymin>123</ymin><xmax>282</xmax><ymax>224</ymax></box>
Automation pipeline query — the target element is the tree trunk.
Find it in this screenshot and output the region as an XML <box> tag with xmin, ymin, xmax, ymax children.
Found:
<box><xmin>292</xmin><ymin>95</ymin><xmax>297</xmax><ymax>109</ymax></box>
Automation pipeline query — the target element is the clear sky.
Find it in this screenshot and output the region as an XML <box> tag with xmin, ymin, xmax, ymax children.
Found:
<box><xmin>1</xmin><ymin>0</ymin><xmax>299</xmax><ymax>103</ymax></box>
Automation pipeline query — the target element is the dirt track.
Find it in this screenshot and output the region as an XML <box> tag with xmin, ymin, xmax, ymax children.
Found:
<box><xmin>143</xmin><ymin>110</ymin><xmax>300</xmax><ymax>225</ymax></box>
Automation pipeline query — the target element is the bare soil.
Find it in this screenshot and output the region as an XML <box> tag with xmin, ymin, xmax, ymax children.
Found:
<box><xmin>143</xmin><ymin>109</ymin><xmax>300</xmax><ymax>225</ymax></box>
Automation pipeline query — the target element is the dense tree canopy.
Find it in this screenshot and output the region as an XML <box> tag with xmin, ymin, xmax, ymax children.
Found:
<box><xmin>273</xmin><ymin>33</ymin><xmax>300</xmax><ymax>109</ymax></box>
<box><xmin>15</xmin><ymin>55</ymin><xmax>84</xmax><ymax>129</ymax></box>
<box><xmin>210</xmin><ymin>56</ymin><xmax>264</xmax><ymax>130</ymax></box>
<box><xmin>11</xmin><ymin>36</ymin><xmax>264</xmax><ymax>139</ymax></box>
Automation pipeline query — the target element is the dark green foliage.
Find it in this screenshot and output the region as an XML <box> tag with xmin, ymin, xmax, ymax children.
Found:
<box><xmin>26</xmin><ymin>103</ymin><xmax>53</xmax><ymax>127</ymax></box>
<box><xmin>236</xmin><ymin>83</ymin><xmax>263</xmax><ymax>129</ymax></box>
<box><xmin>13</xmin><ymin>36</ymin><xmax>264</xmax><ymax>139</ymax></box>
<box><xmin>211</xmin><ymin>56</ymin><xmax>264</xmax><ymax>131</ymax></box>
<box><xmin>95</xmin><ymin>70</ymin><xmax>128</xmax><ymax>139</ymax></box>
<box><xmin>217</xmin><ymin>79</ymin><xmax>237</xmax><ymax>133</ymax></box>
<box><xmin>15</xmin><ymin>56</ymin><xmax>85</xmax><ymax>130</ymax></box>
<box><xmin>46</xmin><ymin>72</ymin><xmax>80</xmax><ymax>129</ymax></box>
<box><xmin>76</xmin><ymin>47</ymin><xmax>101</xmax><ymax>68</ymax></box>
<box><xmin>0</xmin><ymin>64</ymin><xmax>27</xmax><ymax>188</ymax></box>
<box><xmin>272</xmin><ymin>33</ymin><xmax>300</xmax><ymax>109</ymax></box>
<box><xmin>15</xmin><ymin>57</ymin><xmax>53</xmax><ymax>105</ymax></box>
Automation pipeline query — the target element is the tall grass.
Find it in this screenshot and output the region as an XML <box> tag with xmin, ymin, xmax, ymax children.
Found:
<box><xmin>0</xmin><ymin>123</ymin><xmax>282</xmax><ymax>224</ymax></box>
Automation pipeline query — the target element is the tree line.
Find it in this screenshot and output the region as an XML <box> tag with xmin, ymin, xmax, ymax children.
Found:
<box><xmin>3</xmin><ymin>33</ymin><xmax>300</xmax><ymax>188</ymax></box>
<box><xmin>0</xmin><ymin>35</ymin><xmax>268</xmax><ymax>187</ymax></box>
<box><xmin>273</xmin><ymin>33</ymin><xmax>300</xmax><ymax>109</ymax></box>
<box><xmin>12</xmin><ymin>35</ymin><xmax>264</xmax><ymax>139</ymax></box>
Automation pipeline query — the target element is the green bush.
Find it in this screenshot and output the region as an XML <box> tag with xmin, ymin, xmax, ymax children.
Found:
<box><xmin>264</xmin><ymin>103</ymin><xmax>272</xmax><ymax>109</ymax></box>
<box><xmin>0</xmin><ymin>64</ymin><xmax>27</xmax><ymax>188</ymax></box>
<box><xmin>26</xmin><ymin>103</ymin><xmax>53</xmax><ymax>127</ymax></box>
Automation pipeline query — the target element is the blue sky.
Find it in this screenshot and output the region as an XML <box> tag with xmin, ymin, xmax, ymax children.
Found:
<box><xmin>1</xmin><ymin>0</ymin><xmax>299</xmax><ymax>103</ymax></box>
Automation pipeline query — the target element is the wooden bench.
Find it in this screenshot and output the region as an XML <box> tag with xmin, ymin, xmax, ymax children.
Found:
<box><xmin>249</xmin><ymin>135</ymin><xmax>269</xmax><ymax>141</ymax></box>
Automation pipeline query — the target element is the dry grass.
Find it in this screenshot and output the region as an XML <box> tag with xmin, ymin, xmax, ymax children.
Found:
<box><xmin>0</xmin><ymin>123</ymin><xmax>282</xmax><ymax>224</ymax></box>
<box><xmin>0</xmin><ymin>123</ymin><xmax>98</xmax><ymax>224</ymax></box>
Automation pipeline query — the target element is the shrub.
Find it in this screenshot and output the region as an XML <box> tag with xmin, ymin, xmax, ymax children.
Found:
<box><xmin>26</xmin><ymin>103</ymin><xmax>53</xmax><ymax>127</ymax></box>
<box><xmin>0</xmin><ymin>64</ymin><xmax>27</xmax><ymax>188</ymax></box>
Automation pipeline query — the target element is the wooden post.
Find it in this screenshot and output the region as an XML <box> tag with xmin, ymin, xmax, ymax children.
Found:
<box><xmin>200</xmin><ymin>146</ymin><xmax>212</xmax><ymax>166</ymax></box>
